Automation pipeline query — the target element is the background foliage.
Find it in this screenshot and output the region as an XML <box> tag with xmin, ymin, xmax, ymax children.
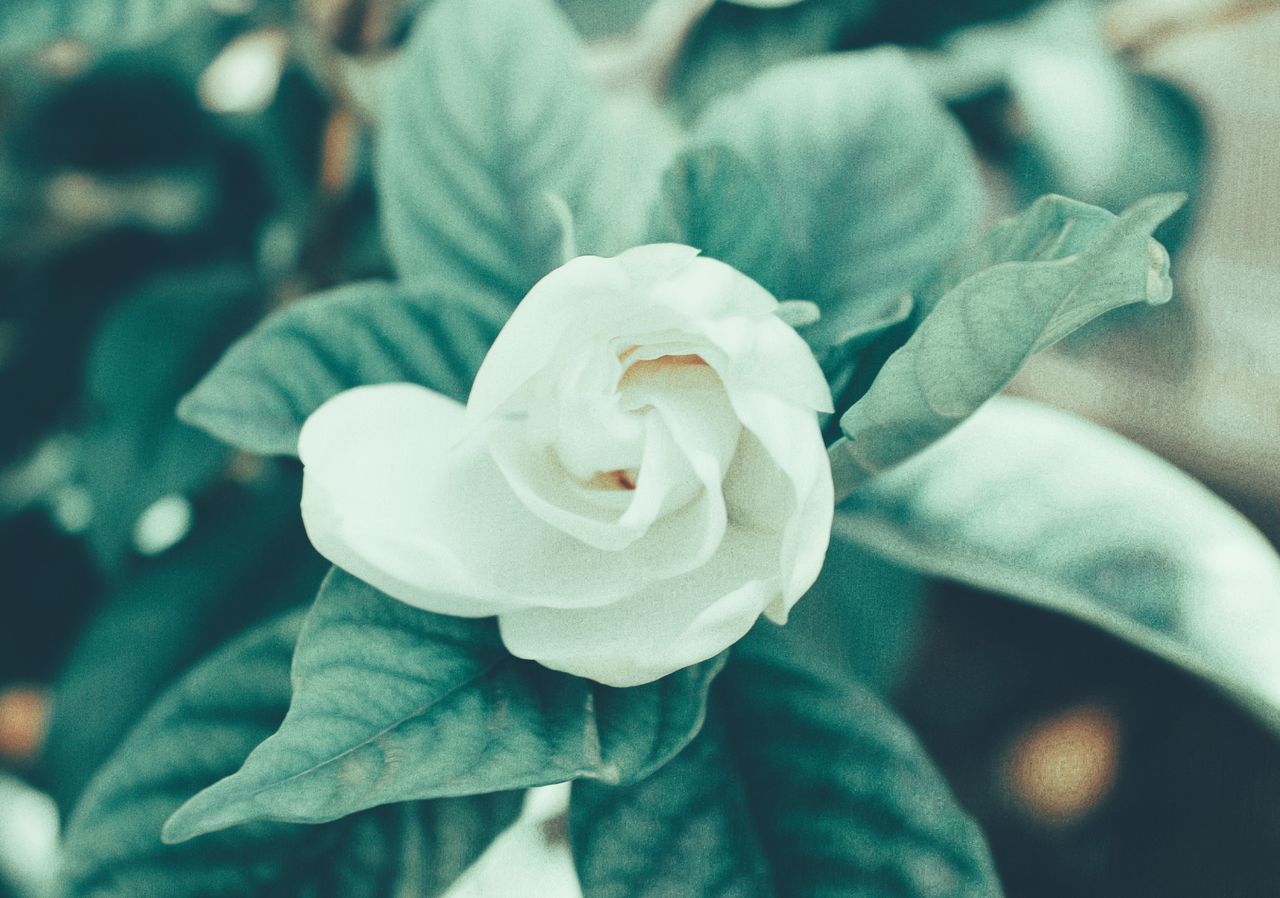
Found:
<box><xmin>2</xmin><ymin>1</ymin><xmax>1277</xmax><ymax>897</ymax></box>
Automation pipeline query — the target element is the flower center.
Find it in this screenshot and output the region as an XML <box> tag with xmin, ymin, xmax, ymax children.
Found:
<box><xmin>618</xmin><ymin>351</ymin><xmax>709</xmax><ymax>387</ymax></box>
<box><xmin>586</xmin><ymin>468</ymin><xmax>638</xmax><ymax>491</ymax></box>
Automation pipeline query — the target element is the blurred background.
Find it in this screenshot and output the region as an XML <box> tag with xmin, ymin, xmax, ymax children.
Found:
<box><xmin>1</xmin><ymin>0</ymin><xmax>1278</xmax><ymax>895</ymax></box>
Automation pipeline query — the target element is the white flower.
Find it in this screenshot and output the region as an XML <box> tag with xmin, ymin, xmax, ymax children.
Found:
<box><xmin>298</xmin><ymin>244</ymin><xmax>834</xmax><ymax>687</ymax></box>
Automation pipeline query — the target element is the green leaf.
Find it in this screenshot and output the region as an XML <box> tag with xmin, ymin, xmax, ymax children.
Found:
<box><xmin>163</xmin><ymin>569</ymin><xmax>724</xmax><ymax>842</ymax></box>
<box><xmin>571</xmin><ymin>626</ymin><xmax>1003</xmax><ymax>898</ymax></box>
<box><xmin>43</xmin><ymin>465</ymin><xmax>324</xmax><ymax>812</ymax></box>
<box><xmin>377</xmin><ymin>0</ymin><xmax>678</xmax><ymax>296</ymax></box>
<box><xmin>75</xmin><ymin>264</ymin><xmax>259</xmax><ymax>570</ymax></box>
<box><xmin>177</xmin><ymin>282</ymin><xmax>508</xmax><ymax>457</ymax></box>
<box><xmin>839</xmin><ymin>395</ymin><xmax>1280</xmax><ymax>736</ymax></box>
<box><xmin>0</xmin><ymin>0</ymin><xmax>207</xmax><ymax>56</ymax></box>
<box><xmin>834</xmin><ymin>193</ymin><xmax>1183</xmax><ymax>486</ymax></box>
<box><xmin>571</xmin><ymin>710</ymin><xmax>776</xmax><ymax>898</ymax></box>
<box><xmin>690</xmin><ymin>47</ymin><xmax>982</xmax><ymax>344</ymax></box>
<box><xmin>646</xmin><ymin>145</ymin><xmax>789</xmax><ymax>297</ymax></box>
<box><xmin>62</xmin><ymin>610</ymin><xmax>523</xmax><ymax>897</ymax></box>
<box><xmin>669</xmin><ymin>1</ymin><xmax>879</xmax><ymax>120</ymax></box>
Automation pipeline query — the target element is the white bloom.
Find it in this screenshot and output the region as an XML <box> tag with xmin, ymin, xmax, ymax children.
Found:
<box><xmin>298</xmin><ymin>245</ymin><xmax>834</xmax><ymax>687</ymax></box>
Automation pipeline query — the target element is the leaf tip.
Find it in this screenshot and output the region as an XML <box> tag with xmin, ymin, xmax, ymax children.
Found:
<box><xmin>160</xmin><ymin>783</ymin><xmax>254</xmax><ymax>845</ymax></box>
<box><xmin>1122</xmin><ymin>191</ymin><xmax>1188</xmax><ymax>235</ymax></box>
<box><xmin>174</xmin><ymin>389</ymin><xmax>203</xmax><ymax>428</ymax></box>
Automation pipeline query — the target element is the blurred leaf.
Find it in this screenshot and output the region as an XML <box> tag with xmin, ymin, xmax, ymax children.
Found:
<box><xmin>163</xmin><ymin>569</ymin><xmax>724</xmax><ymax>842</ymax></box>
<box><xmin>0</xmin><ymin>0</ymin><xmax>206</xmax><ymax>56</ymax></box>
<box><xmin>834</xmin><ymin>193</ymin><xmax>1181</xmax><ymax>486</ymax></box>
<box><xmin>377</xmin><ymin>0</ymin><xmax>678</xmax><ymax>297</ymax></box>
<box><xmin>42</xmin><ymin>466</ymin><xmax>325</xmax><ymax>812</ymax></box>
<box><xmin>860</xmin><ymin>0</ymin><xmax>1050</xmax><ymax>47</ymax></box>
<box><xmin>571</xmin><ymin>626</ymin><xmax>1003</xmax><ymax>898</ymax></box>
<box><xmin>646</xmin><ymin>145</ymin><xmax>788</xmax><ymax>296</ymax></box>
<box><xmin>785</xmin><ymin>512</ymin><xmax>928</xmax><ymax>694</ymax></box>
<box><xmin>840</xmin><ymin>396</ymin><xmax>1280</xmax><ymax>734</ymax></box>
<box><xmin>76</xmin><ymin>264</ymin><xmax>259</xmax><ymax>570</ymax></box>
<box><xmin>178</xmin><ymin>282</ymin><xmax>507</xmax><ymax>457</ymax></box>
<box><xmin>556</xmin><ymin>0</ymin><xmax>653</xmax><ymax>40</ymax></box>
<box><xmin>691</xmin><ymin>47</ymin><xmax>981</xmax><ymax>345</ymax></box>
<box><xmin>62</xmin><ymin>609</ymin><xmax>524</xmax><ymax>897</ymax></box>
<box><xmin>670</xmin><ymin>1</ymin><xmax>879</xmax><ymax>119</ymax></box>
<box><xmin>0</xmin><ymin>508</ymin><xmax>102</xmax><ymax>684</ymax></box>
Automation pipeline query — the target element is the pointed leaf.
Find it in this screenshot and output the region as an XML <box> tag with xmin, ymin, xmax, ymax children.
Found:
<box><xmin>571</xmin><ymin>626</ymin><xmax>1003</xmax><ymax>897</ymax></box>
<box><xmin>834</xmin><ymin>193</ymin><xmax>1182</xmax><ymax>487</ymax></box>
<box><xmin>163</xmin><ymin>569</ymin><xmax>724</xmax><ymax>842</ymax></box>
<box><xmin>839</xmin><ymin>395</ymin><xmax>1280</xmax><ymax>735</ymax></box>
<box><xmin>691</xmin><ymin>47</ymin><xmax>982</xmax><ymax>344</ymax></box>
<box><xmin>377</xmin><ymin>0</ymin><xmax>677</xmax><ymax>295</ymax></box>
<box><xmin>62</xmin><ymin>610</ymin><xmax>523</xmax><ymax>897</ymax></box>
<box><xmin>177</xmin><ymin>282</ymin><xmax>507</xmax><ymax>457</ymax></box>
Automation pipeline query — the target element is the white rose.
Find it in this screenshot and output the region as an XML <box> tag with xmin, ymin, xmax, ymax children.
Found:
<box><xmin>298</xmin><ymin>244</ymin><xmax>834</xmax><ymax>687</ymax></box>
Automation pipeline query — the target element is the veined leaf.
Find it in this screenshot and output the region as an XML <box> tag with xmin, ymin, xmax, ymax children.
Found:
<box><xmin>645</xmin><ymin>145</ymin><xmax>789</xmax><ymax>298</ymax></box>
<box><xmin>571</xmin><ymin>710</ymin><xmax>775</xmax><ymax>898</ymax></box>
<box><xmin>571</xmin><ymin>625</ymin><xmax>1003</xmax><ymax>897</ymax></box>
<box><xmin>377</xmin><ymin>0</ymin><xmax>678</xmax><ymax>297</ymax></box>
<box><xmin>691</xmin><ymin>47</ymin><xmax>982</xmax><ymax>345</ymax></box>
<box><xmin>177</xmin><ymin>282</ymin><xmax>508</xmax><ymax>457</ymax></box>
<box><xmin>163</xmin><ymin>569</ymin><xmax>724</xmax><ymax>842</ymax></box>
<box><xmin>839</xmin><ymin>395</ymin><xmax>1280</xmax><ymax>735</ymax></box>
<box><xmin>62</xmin><ymin>610</ymin><xmax>523</xmax><ymax>897</ymax></box>
<box><xmin>834</xmin><ymin>193</ymin><xmax>1183</xmax><ymax>489</ymax></box>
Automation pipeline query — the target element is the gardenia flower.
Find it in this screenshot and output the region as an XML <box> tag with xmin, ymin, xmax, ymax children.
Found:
<box><xmin>298</xmin><ymin>244</ymin><xmax>834</xmax><ymax>687</ymax></box>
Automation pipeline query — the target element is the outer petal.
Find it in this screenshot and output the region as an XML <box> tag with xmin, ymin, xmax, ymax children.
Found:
<box><xmin>697</xmin><ymin>313</ymin><xmax>833</xmax><ymax>413</ymax></box>
<box><xmin>497</xmin><ymin>527</ymin><xmax>781</xmax><ymax>686</ymax></box>
<box><xmin>299</xmin><ymin>383</ymin><xmax>521</xmax><ymax>617</ymax></box>
<box><xmin>466</xmin><ymin>246</ymin><xmax>794</xmax><ymax>428</ymax></box>
<box><xmin>465</xmin><ymin>254</ymin><xmax>632</xmax><ymax>426</ymax></box>
<box><xmin>723</xmin><ymin>389</ymin><xmax>834</xmax><ymax>621</ymax></box>
<box><xmin>646</xmin><ymin>253</ymin><xmax>778</xmax><ymax>320</ymax></box>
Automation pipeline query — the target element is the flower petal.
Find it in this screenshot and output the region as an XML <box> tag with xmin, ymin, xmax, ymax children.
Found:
<box><xmin>302</xmin><ymin>382</ymin><xmax>742</xmax><ymax>611</ymax></box>
<box><xmin>299</xmin><ymin>383</ymin><xmax>522</xmax><ymax>617</ymax></box>
<box><xmin>465</xmin><ymin>254</ymin><xmax>633</xmax><ymax>427</ymax></box>
<box><xmin>497</xmin><ymin>529</ymin><xmax>781</xmax><ymax>687</ymax></box>
<box><xmin>723</xmin><ymin>389</ymin><xmax>834</xmax><ymax>621</ymax></box>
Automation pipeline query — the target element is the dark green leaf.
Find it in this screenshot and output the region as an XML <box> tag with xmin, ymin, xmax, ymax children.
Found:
<box><xmin>177</xmin><ymin>282</ymin><xmax>507</xmax><ymax>457</ymax></box>
<box><xmin>834</xmin><ymin>193</ymin><xmax>1182</xmax><ymax>487</ymax></box>
<box><xmin>62</xmin><ymin>609</ymin><xmax>524</xmax><ymax>897</ymax></box>
<box><xmin>42</xmin><ymin>465</ymin><xmax>324</xmax><ymax>813</ymax></box>
<box><xmin>839</xmin><ymin>395</ymin><xmax>1280</xmax><ymax>735</ymax></box>
<box><xmin>691</xmin><ymin>47</ymin><xmax>981</xmax><ymax>344</ymax></box>
<box><xmin>646</xmin><ymin>145</ymin><xmax>789</xmax><ymax>297</ymax></box>
<box><xmin>670</xmin><ymin>1</ymin><xmax>879</xmax><ymax>120</ymax></box>
<box><xmin>76</xmin><ymin>264</ymin><xmax>259</xmax><ymax>570</ymax></box>
<box><xmin>720</xmin><ymin>629</ymin><xmax>1002</xmax><ymax>896</ymax></box>
<box><xmin>163</xmin><ymin>569</ymin><xmax>724</xmax><ymax>842</ymax></box>
<box><xmin>572</xmin><ymin>626</ymin><xmax>1003</xmax><ymax>898</ymax></box>
<box><xmin>571</xmin><ymin>710</ymin><xmax>775</xmax><ymax>898</ymax></box>
<box><xmin>377</xmin><ymin>0</ymin><xmax>677</xmax><ymax>296</ymax></box>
